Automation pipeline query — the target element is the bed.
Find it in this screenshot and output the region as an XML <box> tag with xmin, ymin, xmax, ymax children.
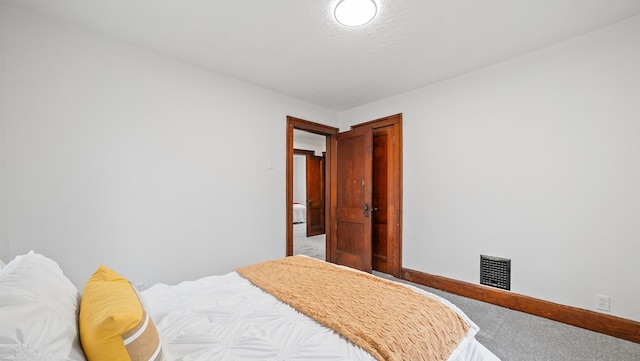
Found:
<box><xmin>293</xmin><ymin>202</ymin><xmax>306</xmax><ymax>223</ymax></box>
<box><xmin>0</xmin><ymin>252</ymin><xmax>500</xmax><ymax>361</ymax></box>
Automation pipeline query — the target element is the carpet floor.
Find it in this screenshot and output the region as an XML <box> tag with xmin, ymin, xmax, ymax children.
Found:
<box><xmin>292</xmin><ymin>222</ymin><xmax>325</xmax><ymax>260</ymax></box>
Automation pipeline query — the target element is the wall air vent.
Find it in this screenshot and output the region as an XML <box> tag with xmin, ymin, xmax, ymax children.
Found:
<box><xmin>480</xmin><ymin>255</ymin><xmax>511</xmax><ymax>290</ymax></box>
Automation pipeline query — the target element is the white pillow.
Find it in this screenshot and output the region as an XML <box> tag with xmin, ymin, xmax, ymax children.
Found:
<box><xmin>0</xmin><ymin>252</ymin><xmax>87</xmax><ymax>360</ymax></box>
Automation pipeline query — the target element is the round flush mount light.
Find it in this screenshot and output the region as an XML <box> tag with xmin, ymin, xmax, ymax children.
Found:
<box><xmin>334</xmin><ymin>0</ymin><xmax>377</xmax><ymax>27</ymax></box>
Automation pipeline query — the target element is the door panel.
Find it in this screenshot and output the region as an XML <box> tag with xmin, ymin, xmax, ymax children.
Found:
<box><xmin>306</xmin><ymin>154</ymin><xmax>325</xmax><ymax>237</ymax></box>
<box><xmin>331</xmin><ymin>126</ymin><xmax>373</xmax><ymax>272</ymax></box>
<box><xmin>336</xmin><ymin>222</ymin><xmax>365</xmax><ymax>254</ymax></box>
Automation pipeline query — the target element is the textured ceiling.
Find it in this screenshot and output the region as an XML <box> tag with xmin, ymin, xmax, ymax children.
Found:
<box><xmin>3</xmin><ymin>0</ymin><xmax>640</xmax><ymax>111</ymax></box>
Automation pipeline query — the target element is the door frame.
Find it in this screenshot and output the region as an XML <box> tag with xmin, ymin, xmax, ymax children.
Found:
<box><xmin>286</xmin><ymin>116</ymin><xmax>338</xmax><ymax>259</ymax></box>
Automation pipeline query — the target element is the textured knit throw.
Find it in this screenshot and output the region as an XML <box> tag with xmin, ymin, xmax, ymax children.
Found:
<box><xmin>236</xmin><ymin>256</ymin><xmax>469</xmax><ymax>361</ymax></box>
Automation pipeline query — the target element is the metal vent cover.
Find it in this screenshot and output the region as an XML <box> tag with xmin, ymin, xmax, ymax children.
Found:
<box><xmin>480</xmin><ymin>255</ymin><xmax>511</xmax><ymax>290</ymax></box>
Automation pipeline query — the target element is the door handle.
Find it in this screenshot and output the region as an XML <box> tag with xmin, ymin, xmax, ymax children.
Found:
<box><xmin>364</xmin><ymin>203</ymin><xmax>370</xmax><ymax>217</ymax></box>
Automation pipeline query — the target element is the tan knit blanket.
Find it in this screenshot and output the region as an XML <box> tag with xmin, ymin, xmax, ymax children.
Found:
<box><xmin>236</xmin><ymin>256</ymin><xmax>469</xmax><ymax>361</ymax></box>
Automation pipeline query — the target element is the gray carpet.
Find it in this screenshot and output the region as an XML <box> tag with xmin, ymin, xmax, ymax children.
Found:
<box><xmin>292</xmin><ymin>223</ymin><xmax>325</xmax><ymax>260</ymax></box>
<box><xmin>375</xmin><ymin>272</ymin><xmax>640</xmax><ymax>361</ymax></box>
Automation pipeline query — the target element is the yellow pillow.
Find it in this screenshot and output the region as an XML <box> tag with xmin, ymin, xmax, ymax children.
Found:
<box><xmin>79</xmin><ymin>265</ymin><xmax>163</xmax><ymax>361</ymax></box>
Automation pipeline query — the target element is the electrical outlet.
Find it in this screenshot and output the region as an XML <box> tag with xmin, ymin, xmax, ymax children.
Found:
<box><xmin>596</xmin><ymin>294</ymin><xmax>610</xmax><ymax>312</ymax></box>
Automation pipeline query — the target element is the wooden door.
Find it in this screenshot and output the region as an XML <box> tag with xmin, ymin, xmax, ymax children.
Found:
<box><xmin>331</xmin><ymin>126</ymin><xmax>373</xmax><ymax>272</ymax></box>
<box><xmin>351</xmin><ymin>114</ymin><xmax>403</xmax><ymax>277</ymax></box>
<box><xmin>306</xmin><ymin>154</ymin><xmax>325</xmax><ymax>237</ymax></box>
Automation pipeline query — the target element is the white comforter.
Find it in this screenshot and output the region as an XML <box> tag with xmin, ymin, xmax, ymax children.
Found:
<box><xmin>142</xmin><ymin>271</ymin><xmax>500</xmax><ymax>361</ymax></box>
<box><xmin>293</xmin><ymin>203</ymin><xmax>306</xmax><ymax>223</ymax></box>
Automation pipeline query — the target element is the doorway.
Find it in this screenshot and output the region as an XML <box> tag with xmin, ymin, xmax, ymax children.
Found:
<box><xmin>286</xmin><ymin>117</ymin><xmax>338</xmax><ymax>259</ymax></box>
<box><xmin>293</xmin><ymin>144</ymin><xmax>326</xmax><ymax>259</ymax></box>
<box><xmin>286</xmin><ymin>114</ymin><xmax>403</xmax><ymax>277</ymax></box>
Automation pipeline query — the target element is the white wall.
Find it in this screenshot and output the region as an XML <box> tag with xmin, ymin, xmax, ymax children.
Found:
<box><xmin>293</xmin><ymin>131</ymin><xmax>326</xmax><ymax>156</ymax></box>
<box><xmin>340</xmin><ymin>15</ymin><xmax>640</xmax><ymax>321</ymax></box>
<box><xmin>1</xmin><ymin>5</ymin><xmax>338</xmax><ymax>288</ymax></box>
<box><xmin>0</xmin><ymin>3</ymin><xmax>9</xmax><ymax>263</ymax></box>
<box><xmin>293</xmin><ymin>155</ymin><xmax>306</xmax><ymax>204</ymax></box>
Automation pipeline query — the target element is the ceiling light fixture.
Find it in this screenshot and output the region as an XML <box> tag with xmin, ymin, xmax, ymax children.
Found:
<box><xmin>334</xmin><ymin>0</ymin><xmax>377</xmax><ymax>27</ymax></box>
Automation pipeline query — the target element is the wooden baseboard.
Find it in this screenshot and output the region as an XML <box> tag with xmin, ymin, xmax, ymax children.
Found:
<box><xmin>402</xmin><ymin>268</ymin><xmax>640</xmax><ymax>344</ymax></box>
